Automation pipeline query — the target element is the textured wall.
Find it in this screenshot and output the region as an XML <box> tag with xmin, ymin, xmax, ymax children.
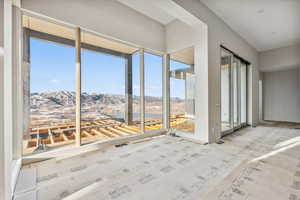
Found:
<box><xmin>259</xmin><ymin>45</ymin><xmax>300</xmax><ymax>72</ymax></box>
<box><xmin>0</xmin><ymin>0</ymin><xmax>4</xmax><ymax>192</ymax></box>
<box><xmin>264</xmin><ymin>68</ymin><xmax>300</xmax><ymax>123</ymax></box>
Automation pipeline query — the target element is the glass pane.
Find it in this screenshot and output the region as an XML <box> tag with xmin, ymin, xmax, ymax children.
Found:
<box><xmin>81</xmin><ymin>49</ymin><xmax>123</xmax><ymax>144</ymax></box>
<box><xmin>221</xmin><ymin>50</ymin><xmax>232</xmax><ymax>132</ymax></box>
<box><xmin>144</xmin><ymin>52</ymin><xmax>163</xmax><ymax>131</ymax></box>
<box><xmin>233</xmin><ymin>58</ymin><xmax>239</xmax><ymax>127</ymax></box>
<box><xmin>170</xmin><ymin>60</ymin><xmax>195</xmax><ymax>133</ymax></box>
<box><xmin>26</xmin><ymin>38</ymin><xmax>76</xmax><ymax>155</ymax></box>
<box><xmin>80</xmin><ymin>31</ymin><xmax>140</xmax><ymax>144</ymax></box>
<box><xmin>132</xmin><ymin>52</ymin><xmax>141</xmax><ymax>123</ymax></box>
<box><xmin>241</xmin><ymin>62</ymin><xmax>247</xmax><ymax>124</ymax></box>
<box><xmin>221</xmin><ymin>48</ymin><xmax>248</xmax><ymax>133</ymax></box>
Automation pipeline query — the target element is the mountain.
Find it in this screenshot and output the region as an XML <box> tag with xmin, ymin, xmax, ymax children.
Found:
<box><xmin>30</xmin><ymin>91</ymin><xmax>185</xmax><ymax>127</ymax></box>
<box><xmin>30</xmin><ymin>91</ymin><xmax>181</xmax><ymax>108</ymax></box>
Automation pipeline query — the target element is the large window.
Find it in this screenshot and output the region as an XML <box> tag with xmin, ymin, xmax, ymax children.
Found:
<box><xmin>81</xmin><ymin>48</ymin><xmax>126</xmax><ymax>144</ymax></box>
<box><xmin>144</xmin><ymin>52</ymin><xmax>163</xmax><ymax>131</ymax></box>
<box><xmin>132</xmin><ymin>52</ymin><xmax>140</xmax><ymax>122</ymax></box>
<box><xmin>240</xmin><ymin>62</ymin><xmax>247</xmax><ymax>124</ymax></box>
<box><xmin>24</xmin><ymin>16</ymin><xmax>169</xmax><ymax>155</ymax></box>
<box><xmin>169</xmin><ymin>59</ymin><xmax>195</xmax><ymax>133</ymax></box>
<box><xmin>221</xmin><ymin>50</ymin><xmax>231</xmax><ymax>132</ymax></box>
<box><xmin>81</xmin><ymin>50</ymin><xmax>125</xmax><ymax>121</ymax></box>
<box><xmin>78</xmin><ymin>32</ymin><xmax>142</xmax><ymax>144</ymax></box>
<box><xmin>233</xmin><ymin>57</ymin><xmax>239</xmax><ymax>127</ymax></box>
<box><xmin>24</xmin><ymin>15</ymin><xmax>199</xmax><ymax>155</ymax></box>
<box><xmin>27</xmin><ymin>38</ymin><xmax>76</xmax><ymax>155</ymax></box>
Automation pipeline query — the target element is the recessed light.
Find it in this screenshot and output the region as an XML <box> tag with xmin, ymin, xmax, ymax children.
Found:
<box><xmin>257</xmin><ymin>9</ymin><xmax>264</xmax><ymax>14</ymax></box>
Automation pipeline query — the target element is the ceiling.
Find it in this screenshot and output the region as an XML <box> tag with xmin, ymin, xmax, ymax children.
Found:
<box><xmin>23</xmin><ymin>16</ymin><xmax>138</xmax><ymax>54</ymax></box>
<box><xmin>117</xmin><ymin>0</ymin><xmax>175</xmax><ymax>25</ymax></box>
<box><xmin>118</xmin><ymin>0</ymin><xmax>300</xmax><ymax>52</ymax></box>
<box><xmin>171</xmin><ymin>47</ymin><xmax>194</xmax><ymax>65</ymax></box>
<box><xmin>199</xmin><ymin>0</ymin><xmax>300</xmax><ymax>51</ymax></box>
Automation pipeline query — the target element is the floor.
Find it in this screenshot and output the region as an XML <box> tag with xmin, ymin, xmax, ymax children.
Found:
<box><xmin>15</xmin><ymin>126</ymin><xmax>300</xmax><ymax>200</ymax></box>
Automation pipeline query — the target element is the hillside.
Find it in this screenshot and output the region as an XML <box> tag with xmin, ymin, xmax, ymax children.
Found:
<box><xmin>30</xmin><ymin>91</ymin><xmax>185</xmax><ymax>127</ymax></box>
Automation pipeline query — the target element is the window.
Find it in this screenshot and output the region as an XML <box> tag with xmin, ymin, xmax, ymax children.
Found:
<box><xmin>23</xmin><ymin>15</ymin><xmax>172</xmax><ymax>156</ymax></box>
<box><xmin>221</xmin><ymin>50</ymin><xmax>232</xmax><ymax>132</ymax></box>
<box><xmin>132</xmin><ymin>52</ymin><xmax>141</xmax><ymax>122</ymax></box>
<box><xmin>169</xmin><ymin>59</ymin><xmax>195</xmax><ymax>133</ymax></box>
<box><xmin>23</xmin><ymin>16</ymin><xmax>154</xmax><ymax>155</ymax></box>
<box><xmin>144</xmin><ymin>52</ymin><xmax>163</xmax><ymax>131</ymax></box>
<box><xmin>240</xmin><ymin>62</ymin><xmax>247</xmax><ymax>124</ymax></box>
<box><xmin>26</xmin><ymin>37</ymin><xmax>76</xmax><ymax>155</ymax></box>
<box><xmin>80</xmin><ymin>47</ymin><xmax>128</xmax><ymax>144</ymax></box>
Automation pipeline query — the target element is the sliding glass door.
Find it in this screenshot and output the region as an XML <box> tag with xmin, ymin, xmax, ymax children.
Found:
<box><xmin>232</xmin><ymin>57</ymin><xmax>240</xmax><ymax>129</ymax></box>
<box><xmin>221</xmin><ymin>50</ymin><xmax>232</xmax><ymax>132</ymax></box>
<box><xmin>240</xmin><ymin>62</ymin><xmax>247</xmax><ymax>125</ymax></box>
<box><xmin>221</xmin><ymin>48</ymin><xmax>248</xmax><ymax>135</ymax></box>
<box><xmin>144</xmin><ymin>52</ymin><xmax>163</xmax><ymax>131</ymax></box>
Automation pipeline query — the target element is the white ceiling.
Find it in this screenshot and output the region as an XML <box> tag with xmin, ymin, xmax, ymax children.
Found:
<box><xmin>117</xmin><ymin>0</ymin><xmax>175</xmax><ymax>25</ymax></box>
<box><xmin>199</xmin><ymin>0</ymin><xmax>300</xmax><ymax>51</ymax></box>
<box><xmin>118</xmin><ymin>0</ymin><xmax>300</xmax><ymax>52</ymax></box>
<box><xmin>171</xmin><ymin>47</ymin><xmax>194</xmax><ymax>65</ymax></box>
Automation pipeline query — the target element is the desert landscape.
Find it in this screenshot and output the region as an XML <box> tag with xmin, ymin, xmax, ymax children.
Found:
<box><xmin>30</xmin><ymin>91</ymin><xmax>186</xmax><ymax>128</ymax></box>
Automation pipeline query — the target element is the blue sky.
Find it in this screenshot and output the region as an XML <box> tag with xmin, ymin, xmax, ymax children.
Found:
<box><xmin>30</xmin><ymin>38</ymin><xmax>188</xmax><ymax>98</ymax></box>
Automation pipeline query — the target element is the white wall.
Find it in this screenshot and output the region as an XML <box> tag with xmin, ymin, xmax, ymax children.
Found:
<box><xmin>22</xmin><ymin>0</ymin><xmax>166</xmax><ymax>53</ymax></box>
<box><xmin>157</xmin><ymin>1</ymin><xmax>210</xmax><ymax>142</ymax></box>
<box><xmin>165</xmin><ymin>19</ymin><xmax>195</xmax><ymax>53</ymax></box>
<box><xmin>259</xmin><ymin>45</ymin><xmax>300</xmax><ymax>72</ymax></box>
<box><xmin>1</xmin><ymin>0</ymin><xmax>14</xmax><ymax>199</ymax></box>
<box><xmin>263</xmin><ymin>69</ymin><xmax>300</xmax><ymax>123</ymax></box>
<box><xmin>0</xmin><ymin>0</ymin><xmax>4</xmax><ymax>198</ymax></box>
<box><xmin>172</xmin><ymin>0</ymin><xmax>259</xmax><ymax>140</ymax></box>
<box><xmin>259</xmin><ymin>45</ymin><xmax>300</xmax><ymax>123</ymax></box>
<box><xmin>298</xmin><ymin>49</ymin><xmax>300</xmax><ymax>100</ymax></box>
